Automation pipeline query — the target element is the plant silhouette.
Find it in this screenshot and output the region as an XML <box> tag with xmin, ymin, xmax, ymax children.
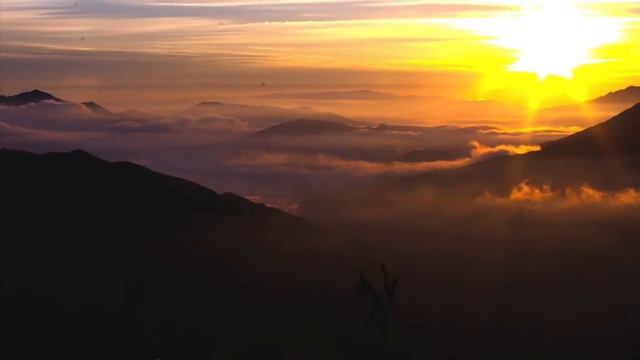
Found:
<box><xmin>357</xmin><ymin>262</ymin><xmax>398</xmax><ymax>352</ymax></box>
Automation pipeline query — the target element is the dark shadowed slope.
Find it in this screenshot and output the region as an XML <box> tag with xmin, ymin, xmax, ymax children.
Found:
<box><xmin>258</xmin><ymin>118</ymin><xmax>360</xmax><ymax>136</ymax></box>
<box><xmin>540</xmin><ymin>103</ymin><xmax>640</xmax><ymax>157</ymax></box>
<box><xmin>0</xmin><ymin>148</ymin><xmax>309</xmax><ymax>222</ymax></box>
<box><xmin>1</xmin><ymin>149</ymin><xmax>353</xmax><ymax>359</ymax></box>
<box><xmin>0</xmin><ymin>89</ymin><xmax>65</xmax><ymax>106</ymax></box>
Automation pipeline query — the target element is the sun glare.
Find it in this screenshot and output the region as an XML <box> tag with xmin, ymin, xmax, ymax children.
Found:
<box><xmin>504</xmin><ymin>0</ymin><xmax>622</xmax><ymax>78</ymax></box>
<box><xmin>439</xmin><ymin>0</ymin><xmax>631</xmax><ymax>109</ymax></box>
<box><xmin>449</xmin><ymin>0</ymin><xmax>625</xmax><ymax>80</ymax></box>
<box><xmin>477</xmin><ymin>0</ymin><xmax>623</xmax><ymax>79</ymax></box>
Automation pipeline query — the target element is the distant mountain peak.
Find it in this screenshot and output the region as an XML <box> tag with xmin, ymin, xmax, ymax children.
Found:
<box><xmin>615</xmin><ymin>85</ymin><xmax>640</xmax><ymax>94</ymax></box>
<box><xmin>593</xmin><ymin>85</ymin><xmax>640</xmax><ymax>104</ymax></box>
<box><xmin>0</xmin><ymin>89</ymin><xmax>65</xmax><ymax>106</ymax></box>
<box><xmin>66</xmin><ymin>149</ymin><xmax>102</xmax><ymax>160</ymax></box>
<box><xmin>81</xmin><ymin>101</ymin><xmax>113</xmax><ymax>116</ymax></box>
<box><xmin>25</xmin><ymin>89</ymin><xmax>51</xmax><ymax>96</ymax></box>
<box><xmin>605</xmin><ymin>85</ymin><xmax>640</xmax><ymax>96</ymax></box>
<box><xmin>258</xmin><ymin>118</ymin><xmax>359</xmax><ymax>136</ymax></box>
<box><xmin>194</xmin><ymin>101</ymin><xmax>224</xmax><ymax>107</ymax></box>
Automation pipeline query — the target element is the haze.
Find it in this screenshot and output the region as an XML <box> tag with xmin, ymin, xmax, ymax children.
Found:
<box><xmin>4</xmin><ymin>1</ymin><xmax>640</xmax><ymax>358</ymax></box>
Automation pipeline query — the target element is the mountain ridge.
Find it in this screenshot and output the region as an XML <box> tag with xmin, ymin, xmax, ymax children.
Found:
<box><xmin>0</xmin><ymin>89</ymin><xmax>65</xmax><ymax>106</ymax></box>
<box><xmin>592</xmin><ymin>85</ymin><xmax>640</xmax><ymax>104</ymax></box>
<box><xmin>1</xmin><ymin>147</ymin><xmax>338</xmax><ymax>359</ymax></box>
<box><xmin>0</xmin><ymin>147</ymin><xmax>310</xmax><ymax>223</ymax></box>
<box><xmin>257</xmin><ymin>118</ymin><xmax>360</xmax><ymax>136</ymax></box>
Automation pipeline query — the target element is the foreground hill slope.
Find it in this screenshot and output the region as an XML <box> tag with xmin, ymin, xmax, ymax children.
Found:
<box><xmin>0</xmin><ymin>148</ymin><xmax>305</xmax><ymax>222</ymax></box>
<box><xmin>1</xmin><ymin>149</ymin><xmax>350</xmax><ymax>359</ymax></box>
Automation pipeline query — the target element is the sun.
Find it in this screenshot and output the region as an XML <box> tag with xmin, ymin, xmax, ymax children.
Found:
<box><xmin>498</xmin><ymin>0</ymin><xmax>622</xmax><ymax>78</ymax></box>
<box><xmin>459</xmin><ymin>0</ymin><xmax>623</xmax><ymax>79</ymax></box>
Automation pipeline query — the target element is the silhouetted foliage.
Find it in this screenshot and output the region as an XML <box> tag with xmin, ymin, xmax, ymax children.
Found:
<box><xmin>357</xmin><ymin>263</ymin><xmax>398</xmax><ymax>352</ymax></box>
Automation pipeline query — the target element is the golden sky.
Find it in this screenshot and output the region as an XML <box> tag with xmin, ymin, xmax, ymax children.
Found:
<box><xmin>1</xmin><ymin>0</ymin><xmax>639</xmax><ymax>111</ymax></box>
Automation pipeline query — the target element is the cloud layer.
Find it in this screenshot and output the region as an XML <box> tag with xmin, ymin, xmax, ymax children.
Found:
<box><xmin>0</xmin><ymin>97</ymin><xmax>556</xmax><ymax>211</ymax></box>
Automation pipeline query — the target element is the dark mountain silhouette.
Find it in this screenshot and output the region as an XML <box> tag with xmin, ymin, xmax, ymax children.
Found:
<box><xmin>1</xmin><ymin>148</ymin><xmax>356</xmax><ymax>359</ymax></box>
<box><xmin>0</xmin><ymin>89</ymin><xmax>65</xmax><ymax>106</ymax></box>
<box><xmin>0</xmin><ymin>148</ymin><xmax>311</xmax><ymax>221</ymax></box>
<box><xmin>258</xmin><ymin>118</ymin><xmax>359</xmax><ymax>136</ymax></box>
<box><xmin>82</xmin><ymin>101</ymin><xmax>114</xmax><ymax>116</ymax></box>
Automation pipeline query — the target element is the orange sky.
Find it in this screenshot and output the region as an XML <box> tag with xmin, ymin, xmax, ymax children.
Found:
<box><xmin>1</xmin><ymin>0</ymin><xmax>639</xmax><ymax>113</ymax></box>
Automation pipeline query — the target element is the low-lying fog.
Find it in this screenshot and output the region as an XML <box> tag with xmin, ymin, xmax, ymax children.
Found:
<box><xmin>0</xmin><ymin>95</ymin><xmax>583</xmax><ymax>213</ymax></box>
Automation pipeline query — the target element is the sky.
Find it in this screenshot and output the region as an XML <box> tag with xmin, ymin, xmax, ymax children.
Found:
<box><xmin>1</xmin><ymin>0</ymin><xmax>639</xmax><ymax>112</ymax></box>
